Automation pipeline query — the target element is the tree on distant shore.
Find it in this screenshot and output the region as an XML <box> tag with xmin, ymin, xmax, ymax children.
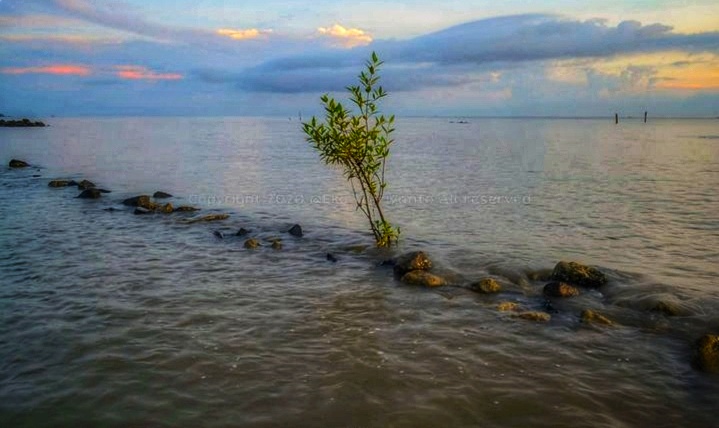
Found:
<box><xmin>302</xmin><ymin>52</ymin><xmax>400</xmax><ymax>247</ymax></box>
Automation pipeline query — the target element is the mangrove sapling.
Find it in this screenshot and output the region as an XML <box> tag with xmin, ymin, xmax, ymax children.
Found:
<box><xmin>302</xmin><ymin>52</ymin><xmax>400</xmax><ymax>247</ymax></box>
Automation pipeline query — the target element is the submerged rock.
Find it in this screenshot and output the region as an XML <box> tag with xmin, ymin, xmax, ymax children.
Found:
<box><xmin>400</xmin><ymin>270</ymin><xmax>446</xmax><ymax>287</ymax></box>
<box><xmin>514</xmin><ymin>311</ymin><xmax>552</xmax><ymax>322</ymax></box>
<box><xmin>651</xmin><ymin>301</ymin><xmax>683</xmax><ymax>317</ymax></box>
<box><xmin>213</xmin><ymin>230</ymin><xmax>224</xmax><ymax>239</ymax></box>
<box><xmin>551</xmin><ymin>261</ymin><xmax>607</xmax><ymax>288</ymax></box>
<box><xmin>134</xmin><ymin>207</ymin><xmax>152</xmax><ymax>215</ymax></box>
<box><xmin>236</xmin><ymin>228</ymin><xmax>250</xmax><ymax>236</ymax></box>
<box><xmin>122</xmin><ymin>195</ymin><xmax>157</xmax><ymax>210</ymax></box>
<box><xmin>271</xmin><ymin>239</ymin><xmax>282</xmax><ymax>250</ymax></box>
<box><xmin>77</xmin><ymin>179</ymin><xmax>96</xmax><ymax>190</ymax></box>
<box><xmin>581</xmin><ymin>309</ymin><xmax>614</xmax><ymax>326</ymax></box>
<box><xmin>185</xmin><ymin>213</ymin><xmax>229</xmax><ymax>224</ymax></box>
<box><xmin>244</xmin><ymin>238</ymin><xmax>260</xmax><ymax>249</ymax></box>
<box><xmin>77</xmin><ymin>188</ymin><xmax>102</xmax><ymax>199</ymax></box>
<box><xmin>9</xmin><ymin>159</ymin><xmax>30</xmax><ymax>168</ymax></box>
<box><xmin>527</xmin><ymin>268</ymin><xmax>553</xmax><ymax>282</ymax></box>
<box><xmin>469</xmin><ymin>278</ymin><xmax>502</xmax><ymax>294</ymax></box>
<box><xmin>326</xmin><ymin>253</ymin><xmax>338</xmax><ymax>263</ymax></box>
<box><xmin>288</xmin><ymin>224</ymin><xmax>303</xmax><ymax>237</ymax></box>
<box><xmin>48</xmin><ymin>180</ymin><xmax>72</xmax><ymax>187</ymax></box>
<box><xmin>394</xmin><ymin>251</ymin><xmax>433</xmax><ymax>277</ymax></box>
<box><xmin>153</xmin><ymin>191</ymin><xmax>173</xmax><ymax>198</ymax></box>
<box><xmin>174</xmin><ymin>205</ymin><xmax>200</xmax><ymax>212</ymax></box>
<box><xmin>543</xmin><ymin>281</ymin><xmax>580</xmax><ymax>298</ymax></box>
<box><xmin>694</xmin><ymin>334</ymin><xmax>719</xmax><ymax>373</ymax></box>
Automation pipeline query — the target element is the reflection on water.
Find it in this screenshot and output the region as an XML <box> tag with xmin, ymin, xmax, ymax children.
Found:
<box><xmin>1</xmin><ymin>117</ymin><xmax>718</xmax><ymax>427</ymax></box>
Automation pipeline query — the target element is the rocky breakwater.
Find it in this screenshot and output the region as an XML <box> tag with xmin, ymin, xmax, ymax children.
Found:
<box><xmin>0</xmin><ymin>118</ymin><xmax>46</xmax><ymax>127</ymax></box>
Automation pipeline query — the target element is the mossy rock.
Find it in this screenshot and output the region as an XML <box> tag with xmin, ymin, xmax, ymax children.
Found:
<box><xmin>551</xmin><ymin>261</ymin><xmax>607</xmax><ymax>288</ymax></box>
<box><xmin>122</xmin><ymin>195</ymin><xmax>157</xmax><ymax>210</ymax></box>
<box><xmin>159</xmin><ymin>203</ymin><xmax>174</xmax><ymax>213</ymax></box>
<box><xmin>394</xmin><ymin>251</ymin><xmax>433</xmax><ymax>276</ymax></box>
<box><xmin>581</xmin><ymin>309</ymin><xmax>614</xmax><ymax>326</ymax></box>
<box><xmin>694</xmin><ymin>334</ymin><xmax>719</xmax><ymax>373</ymax></box>
<box><xmin>185</xmin><ymin>213</ymin><xmax>229</xmax><ymax>224</ymax></box>
<box><xmin>469</xmin><ymin>278</ymin><xmax>501</xmax><ymax>294</ymax></box>
<box><xmin>543</xmin><ymin>281</ymin><xmax>580</xmax><ymax>297</ymax></box>
<box><xmin>497</xmin><ymin>302</ymin><xmax>521</xmax><ymax>312</ymax></box>
<box><xmin>514</xmin><ymin>311</ymin><xmax>551</xmax><ymax>322</ymax></box>
<box><xmin>48</xmin><ymin>180</ymin><xmax>71</xmax><ymax>187</ymax></box>
<box><xmin>400</xmin><ymin>270</ymin><xmax>446</xmax><ymax>287</ymax></box>
<box><xmin>244</xmin><ymin>238</ymin><xmax>260</xmax><ymax>249</ymax></box>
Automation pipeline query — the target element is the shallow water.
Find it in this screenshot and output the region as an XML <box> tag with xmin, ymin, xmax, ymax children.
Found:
<box><xmin>1</xmin><ymin>117</ymin><xmax>718</xmax><ymax>427</ymax></box>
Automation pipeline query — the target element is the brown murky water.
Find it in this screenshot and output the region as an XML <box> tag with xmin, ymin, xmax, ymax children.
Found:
<box><xmin>1</xmin><ymin>117</ymin><xmax>718</xmax><ymax>427</ymax></box>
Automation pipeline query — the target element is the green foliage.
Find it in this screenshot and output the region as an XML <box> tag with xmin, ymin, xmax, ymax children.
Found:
<box><xmin>302</xmin><ymin>52</ymin><xmax>400</xmax><ymax>247</ymax></box>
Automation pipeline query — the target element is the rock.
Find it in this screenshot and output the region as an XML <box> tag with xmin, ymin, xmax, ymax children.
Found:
<box><xmin>236</xmin><ymin>228</ymin><xmax>250</xmax><ymax>236</ymax></box>
<box><xmin>694</xmin><ymin>334</ymin><xmax>719</xmax><ymax>373</ymax></box>
<box><xmin>48</xmin><ymin>180</ymin><xmax>72</xmax><ymax>187</ymax></box>
<box><xmin>77</xmin><ymin>179</ymin><xmax>96</xmax><ymax>190</ymax></box>
<box><xmin>122</xmin><ymin>195</ymin><xmax>157</xmax><ymax>210</ymax></box>
<box><xmin>288</xmin><ymin>224</ymin><xmax>303</xmax><ymax>237</ymax></box>
<box><xmin>134</xmin><ymin>207</ymin><xmax>152</xmax><ymax>215</ymax></box>
<box><xmin>77</xmin><ymin>188</ymin><xmax>102</xmax><ymax>199</ymax></box>
<box><xmin>514</xmin><ymin>311</ymin><xmax>551</xmax><ymax>322</ymax></box>
<box><xmin>400</xmin><ymin>270</ymin><xmax>446</xmax><ymax>287</ymax></box>
<box><xmin>185</xmin><ymin>213</ymin><xmax>229</xmax><ymax>224</ymax></box>
<box><xmin>213</xmin><ymin>230</ymin><xmax>224</xmax><ymax>239</ymax></box>
<box><xmin>651</xmin><ymin>301</ymin><xmax>682</xmax><ymax>316</ymax></box>
<box><xmin>0</xmin><ymin>118</ymin><xmax>45</xmax><ymax>127</ymax></box>
<box><xmin>271</xmin><ymin>240</ymin><xmax>282</xmax><ymax>250</ymax></box>
<box><xmin>550</xmin><ymin>261</ymin><xmax>607</xmax><ymax>288</ymax></box>
<box><xmin>469</xmin><ymin>278</ymin><xmax>502</xmax><ymax>294</ymax></box>
<box><xmin>393</xmin><ymin>251</ymin><xmax>433</xmax><ymax>277</ymax></box>
<box><xmin>153</xmin><ymin>191</ymin><xmax>173</xmax><ymax>198</ymax></box>
<box><xmin>103</xmin><ymin>207</ymin><xmax>119</xmax><ymax>212</ymax></box>
<box><xmin>159</xmin><ymin>203</ymin><xmax>174</xmax><ymax>214</ymax></box>
<box><xmin>543</xmin><ymin>281</ymin><xmax>580</xmax><ymax>297</ymax></box>
<box><xmin>497</xmin><ymin>302</ymin><xmax>521</xmax><ymax>312</ymax></box>
<box><xmin>326</xmin><ymin>253</ymin><xmax>338</xmax><ymax>263</ymax></box>
<box><xmin>244</xmin><ymin>238</ymin><xmax>260</xmax><ymax>249</ymax></box>
<box><xmin>174</xmin><ymin>205</ymin><xmax>200</xmax><ymax>212</ymax></box>
<box><xmin>581</xmin><ymin>309</ymin><xmax>614</xmax><ymax>326</ymax></box>
<box><xmin>527</xmin><ymin>268</ymin><xmax>553</xmax><ymax>281</ymax></box>
<box><xmin>9</xmin><ymin>159</ymin><xmax>30</xmax><ymax>168</ymax></box>
<box><xmin>67</xmin><ymin>180</ymin><xmax>79</xmax><ymax>186</ymax></box>
<box><xmin>97</xmin><ymin>189</ymin><xmax>112</xmax><ymax>193</ymax></box>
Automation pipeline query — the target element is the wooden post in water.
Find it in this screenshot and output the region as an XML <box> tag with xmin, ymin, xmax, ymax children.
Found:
<box><xmin>615</xmin><ymin>113</ymin><xmax>619</xmax><ymax>124</ymax></box>
<box><xmin>644</xmin><ymin>111</ymin><xmax>647</xmax><ymax>123</ymax></box>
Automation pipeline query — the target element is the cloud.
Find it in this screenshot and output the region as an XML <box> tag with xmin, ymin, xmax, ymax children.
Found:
<box><xmin>229</xmin><ymin>14</ymin><xmax>719</xmax><ymax>95</ymax></box>
<box><xmin>0</xmin><ymin>64</ymin><xmax>91</xmax><ymax>76</ymax></box>
<box><xmin>316</xmin><ymin>24</ymin><xmax>373</xmax><ymax>48</ymax></box>
<box><xmin>216</xmin><ymin>28</ymin><xmax>272</xmax><ymax>41</ymax></box>
<box><xmin>114</xmin><ymin>65</ymin><xmax>183</xmax><ymax>81</ymax></box>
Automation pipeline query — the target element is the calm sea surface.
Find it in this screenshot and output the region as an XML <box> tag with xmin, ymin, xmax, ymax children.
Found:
<box><xmin>1</xmin><ymin>117</ymin><xmax>718</xmax><ymax>427</ymax></box>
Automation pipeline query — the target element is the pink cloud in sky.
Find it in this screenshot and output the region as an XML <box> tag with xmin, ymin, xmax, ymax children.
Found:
<box><xmin>0</xmin><ymin>64</ymin><xmax>92</xmax><ymax>76</ymax></box>
<box><xmin>114</xmin><ymin>65</ymin><xmax>183</xmax><ymax>80</ymax></box>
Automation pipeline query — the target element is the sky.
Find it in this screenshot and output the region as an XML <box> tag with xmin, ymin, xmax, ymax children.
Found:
<box><xmin>0</xmin><ymin>0</ymin><xmax>718</xmax><ymax>117</ymax></box>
